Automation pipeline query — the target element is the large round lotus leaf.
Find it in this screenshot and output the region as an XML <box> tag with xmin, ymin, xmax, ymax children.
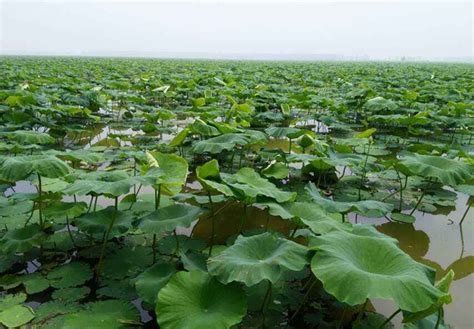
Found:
<box><xmin>192</xmin><ymin>133</ymin><xmax>250</xmax><ymax>154</ymax></box>
<box><xmin>223</xmin><ymin>168</ymin><xmax>296</xmax><ymax>203</ymax></box>
<box><xmin>0</xmin><ymin>155</ymin><xmax>72</xmax><ymax>181</ymax></box>
<box><xmin>0</xmin><ymin>224</ymin><xmax>44</xmax><ymax>253</ymax></box>
<box><xmin>310</xmin><ymin>229</ymin><xmax>449</xmax><ymax>312</ymax></box>
<box><xmin>63</xmin><ymin>170</ymin><xmax>134</xmax><ymax>197</ymax></box>
<box><xmin>400</xmin><ymin>154</ymin><xmax>472</xmax><ymax>186</ymax></box>
<box><xmin>131</xmin><ymin>262</ymin><xmax>176</xmax><ymax>305</ymax></box>
<box><xmin>0</xmin><ymin>304</ymin><xmax>35</xmax><ymax>328</ymax></box>
<box><xmin>74</xmin><ymin>207</ymin><xmax>132</xmax><ymax>237</ymax></box>
<box><xmin>156</xmin><ymin>270</ymin><xmax>247</xmax><ymax>329</ymax></box>
<box><xmin>46</xmin><ymin>262</ymin><xmax>93</xmax><ymax>288</ymax></box>
<box><xmin>6</xmin><ymin>130</ymin><xmax>55</xmax><ymax>145</ymax></box>
<box><xmin>208</xmin><ymin>232</ymin><xmax>309</xmax><ymax>286</ymax></box>
<box><xmin>137</xmin><ymin>203</ymin><xmax>204</xmax><ymax>235</ymax></box>
<box><xmin>48</xmin><ymin>300</ymin><xmax>140</xmax><ymax>328</ymax></box>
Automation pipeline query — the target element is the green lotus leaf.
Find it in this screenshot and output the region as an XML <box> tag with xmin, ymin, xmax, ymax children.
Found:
<box><xmin>137</xmin><ymin>203</ymin><xmax>204</xmax><ymax>235</ymax></box>
<box><xmin>402</xmin><ymin>269</ymin><xmax>454</xmax><ymax>323</ymax></box>
<box><xmin>63</xmin><ymin>170</ymin><xmax>134</xmax><ymax>197</ymax></box>
<box><xmin>55</xmin><ymin>149</ymin><xmax>105</xmax><ymax>164</ymax></box>
<box><xmin>0</xmin><ymin>304</ymin><xmax>35</xmax><ymax>328</ymax></box>
<box><xmin>390</xmin><ymin>212</ymin><xmax>416</xmax><ymax>224</ymax></box>
<box><xmin>47</xmin><ymin>261</ymin><xmax>93</xmax><ymax>288</ymax></box>
<box><xmin>0</xmin><ymin>224</ymin><xmax>44</xmax><ymax>253</ymax></box>
<box><xmin>169</xmin><ymin>128</ymin><xmax>190</xmax><ymax>147</ymax></box>
<box><xmin>208</xmin><ymin>232</ymin><xmax>308</xmax><ymax>286</ymax></box>
<box><xmin>0</xmin><ymin>293</ymin><xmax>26</xmax><ymax>311</ymax></box>
<box><xmin>192</xmin><ymin>133</ymin><xmax>250</xmax><ymax>154</ymax></box>
<box><xmin>265</xmin><ymin>127</ymin><xmax>302</xmax><ymax>138</ymax></box>
<box><xmin>97</xmin><ymin>279</ymin><xmax>137</xmax><ymax>300</ymax></box>
<box><xmin>262</xmin><ymin>162</ymin><xmax>289</xmax><ymax>179</ymax></box>
<box><xmin>400</xmin><ymin>154</ymin><xmax>472</xmax><ymax>186</ymax></box>
<box><xmin>243</xmin><ymin>129</ymin><xmax>268</xmax><ymax>145</ymax></box>
<box><xmin>256</xmin><ymin>202</ymin><xmax>294</xmax><ymax>220</ymax></box>
<box><xmin>131</xmin><ymin>262</ymin><xmax>177</xmax><ymax>305</ymax></box>
<box><xmin>0</xmin><ymin>275</ymin><xmax>22</xmax><ymax>290</ymax></box>
<box><xmin>196</xmin><ymin>160</ymin><xmax>234</xmax><ymax>196</ymax></box>
<box><xmin>146</xmin><ymin>152</ymin><xmax>188</xmax><ymax>195</ymax></box>
<box><xmin>363</xmin><ymin>96</ymin><xmax>397</xmax><ymax>113</ymax></box>
<box><xmin>189</xmin><ymin>119</ymin><xmax>221</xmax><ymax>137</ymax></box>
<box><xmin>306</xmin><ymin>183</ymin><xmax>393</xmax><ymax>217</ymax></box>
<box><xmin>32</xmin><ymin>301</ymin><xmax>80</xmax><ymax>326</ymax></box>
<box><xmin>288</xmin><ymin>202</ymin><xmax>351</xmax><ymax>234</ymax></box>
<box><xmin>101</xmin><ymin>246</ymin><xmax>153</xmax><ymax>280</ymax></box>
<box><xmin>310</xmin><ymin>229</ymin><xmax>449</xmax><ymax>312</ymax></box>
<box><xmin>355</xmin><ymin>128</ymin><xmax>377</xmax><ymax>139</ymax></box>
<box><xmin>0</xmin><ymin>198</ymin><xmax>33</xmax><ymax>216</ymax></box>
<box><xmin>49</xmin><ymin>300</ymin><xmax>140</xmax><ymax>328</ymax></box>
<box><xmin>0</xmin><ymin>254</ymin><xmax>19</xmax><ymax>273</ymax></box>
<box><xmin>52</xmin><ymin>286</ymin><xmax>90</xmax><ymax>303</ymax></box>
<box><xmin>43</xmin><ymin>201</ymin><xmax>88</xmax><ymax>221</ymax></box>
<box><xmin>6</xmin><ymin>130</ymin><xmax>55</xmax><ymax>145</ymax></box>
<box><xmin>21</xmin><ymin>273</ymin><xmax>50</xmax><ymax>294</ymax></box>
<box><xmin>74</xmin><ymin>207</ymin><xmax>133</xmax><ymax>237</ymax></box>
<box><xmin>223</xmin><ymin>168</ymin><xmax>296</xmax><ymax>203</ymax></box>
<box><xmin>0</xmin><ymin>155</ymin><xmax>72</xmax><ymax>181</ymax></box>
<box><xmin>156</xmin><ymin>270</ymin><xmax>247</xmax><ymax>329</ymax></box>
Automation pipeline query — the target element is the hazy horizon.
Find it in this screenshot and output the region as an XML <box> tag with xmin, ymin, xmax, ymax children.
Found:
<box><xmin>1</xmin><ymin>1</ymin><xmax>472</xmax><ymax>61</ymax></box>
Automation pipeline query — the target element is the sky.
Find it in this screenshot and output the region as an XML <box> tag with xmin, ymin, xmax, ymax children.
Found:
<box><xmin>0</xmin><ymin>0</ymin><xmax>472</xmax><ymax>60</ymax></box>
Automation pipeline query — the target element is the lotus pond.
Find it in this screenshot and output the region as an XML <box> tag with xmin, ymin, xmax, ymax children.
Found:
<box><xmin>0</xmin><ymin>57</ymin><xmax>473</xmax><ymax>328</ymax></box>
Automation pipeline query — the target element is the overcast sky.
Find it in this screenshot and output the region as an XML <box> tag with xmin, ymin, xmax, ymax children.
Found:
<box><xmin>0</xmin><ymin>0</ymin><xmax>472</xmax><ymax>60</ymax></box>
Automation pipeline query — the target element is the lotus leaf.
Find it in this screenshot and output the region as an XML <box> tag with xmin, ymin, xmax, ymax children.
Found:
<box><xmin>310</xmin><ymin>229</ymin><xmax>449</xmax><ymax>312</ymax></box>
<box><xmin>0</xmin><ymin>224</ymin><xmax>44</xmax><ymax>253</ymax></box>
<box><xmin>47</xmin><ymin>262</ymin><xmax>93</xmax><ymax>288</ymax></box>
<box><xmin>0</xmin><ymin>155</ymin><xmax>72</xmax><ymax>181</ymax></box>
<box><xmin>208</xmin><ymin>232</ymin><xmax>308</xmax><ymax>286</ymax></box>
<box><xmin>132</xmin><ymin>262</ymin><xmax>177</xmax><ymax>305</ymax></box>
<box><xmin>156</xmin><ymin>270</ymin><xmax>247</xmax><ymax>329</ymax></box>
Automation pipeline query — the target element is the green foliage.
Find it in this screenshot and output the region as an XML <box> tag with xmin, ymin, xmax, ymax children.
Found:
<box><xmin>156</xmin><ymin>271</ymin><xmax>247</xmax><ymax>329</ymax></box>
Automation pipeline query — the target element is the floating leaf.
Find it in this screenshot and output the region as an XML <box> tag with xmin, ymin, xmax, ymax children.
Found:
<box><xmin>0</xmin><ymin>304</ymin><xmax>35</xmax><ymax>328</ymax></box>
<box><xmin>47</xmin><ymin>262</ymin><xmax>93</xmax><ymax>288</ymax></box>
